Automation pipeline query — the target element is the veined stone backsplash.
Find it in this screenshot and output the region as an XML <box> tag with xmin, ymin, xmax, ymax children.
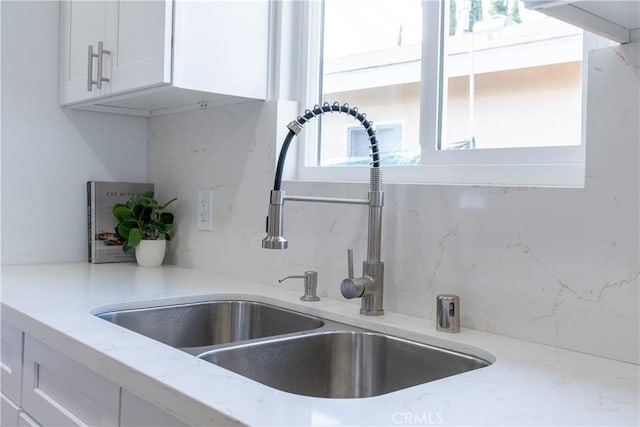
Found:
<box><xmin>148</xmin><ymin>43</ymin><xmax>639</xmax><ymax>364</ymax></box>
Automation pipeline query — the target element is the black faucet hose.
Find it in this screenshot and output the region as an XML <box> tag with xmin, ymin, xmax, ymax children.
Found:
<box><xmin>274</xmin><ymin>130</ymin><xmax>296</xmax><ymax>191</ymax></box>
<box><xmin>273</xmin><ymin>103</ymin><xmax>380</xmax><ymax>191</ymax></box>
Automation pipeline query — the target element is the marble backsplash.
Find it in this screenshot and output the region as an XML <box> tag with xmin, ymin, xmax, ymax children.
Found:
<box><xmin>148</xmin><ymin>43</ymin><xmax>639</xmax><ymax>364</ymax></box>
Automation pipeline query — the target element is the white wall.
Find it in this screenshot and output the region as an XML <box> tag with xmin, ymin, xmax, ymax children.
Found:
<box><xmin>148</xmin><ymin>42</ymin><xmax>639</xmax><ymax>364</ymax></box>
<box><xmin>1</xmin><ymin>1</ymin><xmax>148</xmax><ymax>264</ymax></box>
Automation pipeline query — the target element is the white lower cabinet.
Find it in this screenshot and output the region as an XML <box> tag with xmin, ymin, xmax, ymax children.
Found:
<box><xmin>1</xmin><ymin>325</ymin><xmax>191</xmax><ymax>426</ymax></box>
<box><xmin>1</xmin><ymin>393</ymin><xmax>41</xmax><ymax>427</ymax></box>
<box><xmin>1</xmin><ymin>393</ymin><xmax>21</xmax><ymax>427</ymax></box>
<box><xmin>22</xmin><ymin>335</ymin><xmax>120</xmax><ymax>426</ymax></box>
<box><xmin>120</xmin><ymin>389</ymin><xmax>188</xmax><ymax>427</ymax></box>
<box><xmin>16</xmin><ymin>413</ymin><xmax>40</xmax><ymax>427</ymax></box>
<box><xmin>1</xmin><ymin>320</ymin><xmax>26</xmax><ymax>427</ymax></box>
<box><xmin>1</xmin><ymin>321</ymin><xmax>24</xmax><ymax>405</ymax></box>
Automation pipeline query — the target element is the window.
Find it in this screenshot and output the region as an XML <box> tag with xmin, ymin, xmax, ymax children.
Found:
<box><xmin>297</xmin><ymin>0</ymin><xmax>604</xmax><ymax>186</ymax></box>
<box><xmin>326</xmin><ymin>123</ymin><xmax>406</xmax><ymax>165</ymax></box>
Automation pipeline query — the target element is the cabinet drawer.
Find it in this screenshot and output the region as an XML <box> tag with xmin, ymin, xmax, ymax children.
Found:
<box><xmin>120</xmin><ymin>389</ymin><xmax>188</xmax><ymax>427</ymax></box>
<box><xmin>22</xmin><ymin>335</ymin><xmax>119</xmax><ymax>426</ymax></box>
<box><xmin>17</xmin><ymin>413</ymin><xmax>40</xmax><ymax>427</ymax></box>
<box><xmin>1</xmin><ymin>392</ymin><xmax>21</xmax><ymax>427</ymax></box>
<box><xmin>1</xmin><ymin>320</ymin><xmax>24</xmax><ymax>404</ymax></box>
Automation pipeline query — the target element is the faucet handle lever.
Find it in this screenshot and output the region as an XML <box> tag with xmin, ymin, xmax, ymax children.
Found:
<box><xmin>347</xmin><ymin>249</ymin><xmax>354</xmax><ymax>279</ymax></box>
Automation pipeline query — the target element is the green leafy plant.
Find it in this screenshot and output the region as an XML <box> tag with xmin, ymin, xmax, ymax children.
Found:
<box><xmin>112</xmin><ymin>191</ymin><xmax>177</xmax><ymax>253</ymax></box>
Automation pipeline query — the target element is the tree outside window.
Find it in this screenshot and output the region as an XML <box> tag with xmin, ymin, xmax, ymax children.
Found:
<box><xmin>468</xmin><ymin>0</ymin><xmax>483</xmax><ymax>31</ymax></box>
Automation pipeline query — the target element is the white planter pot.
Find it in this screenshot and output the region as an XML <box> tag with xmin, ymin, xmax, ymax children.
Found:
<box><xmin>135</xmin><ymin>239</ymin><xmax>166</xmax><ymax>267</ymax></box>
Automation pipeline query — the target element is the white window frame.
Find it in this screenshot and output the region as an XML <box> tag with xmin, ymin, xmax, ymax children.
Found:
<box><xmin>295</xmin><ymin>0</ymin><xmax>608</xmax><ymax>187</ymax></box>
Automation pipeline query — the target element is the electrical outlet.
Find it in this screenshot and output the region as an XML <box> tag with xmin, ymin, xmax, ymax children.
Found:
<box><xmin>197</xmin><ymin>190</ymin><xmax>213</xmax><ymax>231</ymax></box>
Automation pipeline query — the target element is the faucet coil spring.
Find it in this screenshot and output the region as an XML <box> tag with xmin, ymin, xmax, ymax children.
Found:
<box><xmin>292</xmin><ymin>101</ymin><xmax>380</xmax><ymax>168</ymax></box>
<box><xmin>276</xmin><ymin>102</ymin><xmax>381</xmax><ymax>192</ymax></box>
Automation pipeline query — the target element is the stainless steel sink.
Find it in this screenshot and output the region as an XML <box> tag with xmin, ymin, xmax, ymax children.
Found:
<box><xmin>96</xmin><ymin>300</ymin><xmax>324</xmax><ymax>353</ymax></box>
<box><xmin>96</xmin><ymin>298</ymin><xmax>493</xmax><ymax>398</ymax></box>
<box><xmin>199</xmin><ymin>330</ymin><xmax>491</xmax><ymax>398</ymax></box>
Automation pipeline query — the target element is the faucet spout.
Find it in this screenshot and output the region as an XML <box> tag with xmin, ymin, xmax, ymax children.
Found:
<box><xmin>262</xmin><ymin>190</ymin><xmax>287</xmax><ymax>249</ymax></box>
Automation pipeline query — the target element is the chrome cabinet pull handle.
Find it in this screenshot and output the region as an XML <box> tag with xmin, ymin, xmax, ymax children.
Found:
<box><xmin>96</xmin><ymin>41</ymin><xmax>110</xmax><ymax>89</ymax></box>
<box><xmin>87</xmin><ymin>44</ymin><xmax>97</xmax><ymax>91</ymax></box>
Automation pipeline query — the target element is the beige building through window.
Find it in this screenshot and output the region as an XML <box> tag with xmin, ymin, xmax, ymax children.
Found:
<box><xmin>318</xmin><ymin>0</ymin><xmax>583</xmax><ymax>166</ymax></box>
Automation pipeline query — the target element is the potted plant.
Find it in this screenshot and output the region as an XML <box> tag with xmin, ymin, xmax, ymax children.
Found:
<box><xmin>112</xmin><ymin>191</ymin><xmax>177</xmax><ymax>267</ymax></box>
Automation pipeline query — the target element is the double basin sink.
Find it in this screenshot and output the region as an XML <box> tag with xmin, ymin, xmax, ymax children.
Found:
<box><xmin>95</xmin><ymin>299</ymin><xmax>492</xmax><ymax>399</ymax></box>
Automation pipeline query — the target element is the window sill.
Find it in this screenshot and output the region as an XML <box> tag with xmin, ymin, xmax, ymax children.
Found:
<box><xmin>295</xmin><ymin>163</ymin><xmax>585</xmax><ymax>188</ymax></box>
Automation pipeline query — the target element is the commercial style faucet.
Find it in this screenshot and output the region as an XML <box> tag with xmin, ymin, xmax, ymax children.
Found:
<box><xmin>262</xmin><ymin>102</ymin><xmax>384</xmax><ymax>316</ymax></box>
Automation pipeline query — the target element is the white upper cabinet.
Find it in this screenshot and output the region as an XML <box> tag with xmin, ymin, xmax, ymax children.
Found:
<box><xmin>60</xmin><ymin>0</ymin><xmax>171</xmax><ymax>105</ymax></box>
<box><xmin>59</xmin><ymin>0</ymin><xmax>269</xmax><ymax>116</ymax></box>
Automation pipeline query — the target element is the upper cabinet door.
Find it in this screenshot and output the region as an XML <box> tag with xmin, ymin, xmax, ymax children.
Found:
<box><xmin>59</xmin><ymin>0</ymin><xmax>108</xmax><ymax>104</ymax></box>
<box><xmin>105</xmin><ymin>0</ymin><xmax>172</xmax><ymax>96</ymax></box>
<box><xmin>59</xmin><ymin>0</ymin><xmax>172</xmax><ymax>106</ymax></box>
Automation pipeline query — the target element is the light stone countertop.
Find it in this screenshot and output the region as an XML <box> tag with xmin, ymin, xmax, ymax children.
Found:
<box><xmin>1</xmin><ymin>263</ymin><xmax>638</xmax><ymax>426</ymax></box>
